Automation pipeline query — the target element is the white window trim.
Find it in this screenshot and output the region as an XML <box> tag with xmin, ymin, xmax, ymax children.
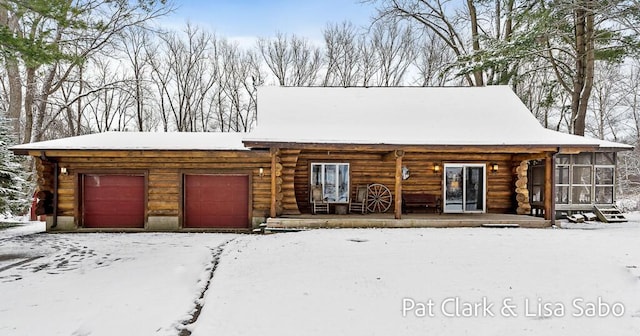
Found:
<box><xmin>310</xmin><ymin>163</ymin><xmax>350</xmax><ymax>203</ymax></box>
<box><xmin>442</xmin><ymin>163</ymin><xmax>486</xmax><ymax>214</ymax></box>
<box><xmin>594</xmin><ymin>165</ymin><xmax>615</xmax><ymax>205</ymax></box>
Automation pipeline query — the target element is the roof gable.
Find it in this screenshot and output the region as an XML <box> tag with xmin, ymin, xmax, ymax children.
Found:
<box><xmin>245</xmin><ymin>86</ymin><xmax>631</xmax><ymax>149</ymax></box>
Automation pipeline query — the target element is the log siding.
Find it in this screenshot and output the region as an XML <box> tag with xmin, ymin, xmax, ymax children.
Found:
<box><xmin>29</xmin><ymin>147</ymin><xmax>559</xmax><ymax>231</ymax></box>
<box><xmin>294</xmin><ymin>150</ymin><xmax>517</xmax><ymax>215</ymax></box>
<box><xmin>34</xmin><ymin>150</ymin><xmax>272</xmax><ymax>230</ymax></box>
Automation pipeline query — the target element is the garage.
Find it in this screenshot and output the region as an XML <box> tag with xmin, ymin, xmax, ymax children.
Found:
<box><xmin>183</xmin><ymin>174</ymin><xmax>249</xmax><ymax>229</ymax></box>
<box><xmin>82</xmin><ymin>174</ymin><xmax>145</xmax><ymax>228</ymax></box>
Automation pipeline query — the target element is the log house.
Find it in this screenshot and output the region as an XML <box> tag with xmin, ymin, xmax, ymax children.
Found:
<box><xmin>11</xmin><ymin>86</ymin><xmax>632</xmax><ymax>231</ymax></box>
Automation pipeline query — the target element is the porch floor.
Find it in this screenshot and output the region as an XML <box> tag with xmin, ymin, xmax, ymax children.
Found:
<box><xmin>266</xmin><ymin>213</ymin><xmax>551</xmax><ymax>229</ymax></box>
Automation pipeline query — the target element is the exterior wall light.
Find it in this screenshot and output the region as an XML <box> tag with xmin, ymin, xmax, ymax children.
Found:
<box><xmin>259</xmin><ymin>167</ymin><xmax>264</xmax><ymax>177</ymax></box>
<box><xmin>433</xmin><ymin>163</ymin><xmax>441</xmax><ymax>174</ymax></box>
<box><xmin>60</xmin><ymin>167</ymin><xmax>68</xmax><ymax>176</ymax></box>
<box><xmin>490</xmin><ymin>163</ymin><xmax>499</xmax><ymax>173</ymax></box>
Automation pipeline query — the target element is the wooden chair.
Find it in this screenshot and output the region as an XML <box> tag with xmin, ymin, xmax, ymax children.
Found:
<box><xmin>311</xmin><ymin>185</ymin><xmax>329</xmax><ymax>214</ymax></box>
<box><xmin>349</xmin><ymin>185</ymin><xmax>368</xmax><ymax>214</ymax></box>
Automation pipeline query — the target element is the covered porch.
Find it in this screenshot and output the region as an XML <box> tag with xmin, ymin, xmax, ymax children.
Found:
<box><xmin>266</xmin><ymin>213</ymin><xmax>550</xmax><ymax>229</ymax></box>
<box><xmin>262</xmin><ymin>146</ymin><xmax>566</xmax><ymax>224</ymax></box>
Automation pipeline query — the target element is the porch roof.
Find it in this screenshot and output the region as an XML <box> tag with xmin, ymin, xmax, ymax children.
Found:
<box><xmin>244</xmin><ymin>86</ymin><xmax>631</xmax><ymax>151</ymax></box>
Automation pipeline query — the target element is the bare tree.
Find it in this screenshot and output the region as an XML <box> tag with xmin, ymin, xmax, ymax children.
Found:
<box><xmin>120</xmin><ymin>26</ymin><xmax>155</xmax><ymax>131</ymax></box>
<box><xmin>370</xmin><ymin>0</ymin><xmax>485</xmax><ymax>86</ymax></box>
<box><xmin>219</xmin><ymin>40</ymin><xmax>264</xmax><ymax>131</ymax></box>
<box><xmin>146</xmin><ymin>35</ymin><xmax>172</xmax><ymax>131</ymax></box>
<box><xmin>0</xmin><ymin>0</ymin><xmax>172</xmax><ymax>143</ymax></box>
<box><xmin>412</xmin><ymin>30</ymin><xmax>456</xmax><ymax>86</ymax></box>
<box><xmin>586</xmin><ymin>62</ymin><xmax>627</xmax><ymax>141</ymax></box>
<box><xmin>289</xmin><ymin>35</ymin><xmax>323</xmax><ymax>86</ymax></box>
<box><xmin>81</xmin><ymin>58</ymin><xmax>136</xmax><ymax>132</ymax></box>
<box><xmin>322</xmin><ymin>21</ymin><xmax>362</xmax><ymax>86</ymax></box>
<box><xmin>258</xmin><ymin>33</ymin><xmax>323</xmax><ymax>86</ymax></box>
<box><xmin>370</xmin><ymin>19</ymin><xmax>415</xmax><ymax>86</ymax></box>
<box><xmin>257</xmin><ymin>33</ymin><xmax>292</xmax><ymax>86</ymax></box>
<box><xmin>357</xmin><ymin>34</ymin><xmax>378</xmax><ymax>86</ymax></box>
<box><xmin>153</xmin><ymin>24</ymin><xmax>218</xmax><ymax>131</ymax></box>
<box><xmin>621</xmin><ymin>61</ymin><xmax>640</xmax><ymax>143</ymax></box>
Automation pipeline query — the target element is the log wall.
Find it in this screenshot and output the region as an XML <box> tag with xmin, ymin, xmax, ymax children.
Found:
<box><xmin>38</xmin><ymin>151</ymin><xmax>272</xmax><ymax>222</ymax></box>
<box><xmin>34</xmin><ymin>148</ymin><xmax>523</xmax><ymax>225</ymax></box>
<box><xmin>279</xmin><ymin>149</ymin><xmax>301</xmax><ymax>215</ymax></box>
<box><xmin>294</xmin><ymin>151</ymin><xmax>516</xmax><ymax>214</ymax></box>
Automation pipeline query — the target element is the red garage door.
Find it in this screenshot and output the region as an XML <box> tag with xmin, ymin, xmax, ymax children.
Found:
<box><xmin>83</xmin><ymin>175</ymin><xmax>145</xmax><ymax>228</ymax></box>
<box><xmin>184</xmin><ymin>174</ymin><xmax>249</xmax><ymax>228</ymax></box>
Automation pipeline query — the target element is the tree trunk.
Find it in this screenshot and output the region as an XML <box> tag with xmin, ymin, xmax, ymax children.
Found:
<box><xmin>4</xmin><ymin>58</ymin><xmax>22</xmax><ymax>140</ymax></box>
<box><xmin>23</xmin><ymin>67</ymin><xmax>36</xmax><ymax>143</ymax></box>
<box><xmin>76</xmin><ymin>63</ymin><xmax>84</xmax><ymax>135</ymax></box>
<box><xmin>571</xmin><ymin>1</ymin><xmax>595</xmax><ymax>136</ymax></box>
<box><xmin>34</xmin><ymin>64</ymin><xmax>58</xmax><ymax>142</ymax></box>
<box><xmin>0</xmin><ymin>6</ymin><xmax>24</xmax><ymax>140</ymax></box>
<box><xmin>467</xmin><ymin>0</ymin><xmax>484</xmax><ymax>86</ymax></box>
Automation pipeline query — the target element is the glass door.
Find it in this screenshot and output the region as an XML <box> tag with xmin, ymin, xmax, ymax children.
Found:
<box><xmin>464</xmin><ymin>166</ymin><xmax>484</xmax><ymax>212</ymax></box>
<box><xmin>444</xmin><ymin>166</ymin><xmax>464</xmax><ymax>212</ymax></box>
<box><xmin>443</xmin><ymin>164</ymin><xmax>486</xmax><ymax>213</ymax></box>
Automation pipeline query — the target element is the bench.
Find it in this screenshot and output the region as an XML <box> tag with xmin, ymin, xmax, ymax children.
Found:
<box><xmin>402</xmin><ymin>193</ymin><xmax>442</xmax><ymax>214</ymax></box>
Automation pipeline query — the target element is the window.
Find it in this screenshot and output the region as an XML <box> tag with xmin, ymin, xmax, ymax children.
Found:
<box><xmin>595</xmin><ymin>168</ymin><xmax>614</xmax><ymax>204</ymax></box>
<box><xmin>552</xmin><ymin>152</ymin><xmax>616</xmax><ymax>206</ymax></box>
<box><xmin>311</xmin><ymin>163</ymin><xmax>350</xmax><ymax>203</ymax></box>
<box><xmin>571</xmin><ymin>165</ymin><xmax>592</xmax><ymax>204</ymax></box>
<box><xmin>594</xmin><ymin>152</ymin><xmax>616</xmax><ymax>204</ymax></box>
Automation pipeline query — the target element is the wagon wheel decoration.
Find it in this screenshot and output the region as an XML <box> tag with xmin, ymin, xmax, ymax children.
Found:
<box><xmin>366</xmin><ymin>183</ymin><xmax>393</xmax><ymax>213</ymax></box>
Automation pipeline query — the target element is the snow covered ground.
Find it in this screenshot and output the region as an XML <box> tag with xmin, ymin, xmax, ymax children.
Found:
<box><xmin>0</xmin><ymin>223</ymin><xmax>236</xmax><ymax>336</ymax></box>
<box><xmin>1</xmin><ymin>218</ymin><xmax>639</xmax><ymax>336</ymax></box>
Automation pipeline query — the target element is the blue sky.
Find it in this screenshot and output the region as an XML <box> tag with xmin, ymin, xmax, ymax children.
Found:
<box><xmin>168</xmin><ymin>0</ymin><xmax>376</xmax><ymax>42</ymax></box>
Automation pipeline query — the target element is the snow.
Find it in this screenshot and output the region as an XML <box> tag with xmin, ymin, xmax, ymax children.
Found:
<box><xmin>0</xmin><ymin>227</ymin><xmax>236</xmax><ymax>336</ymax></box>
<box><xmin>190</xmin><ymin>227</ymin><xmax>640</xmax><ymax>335</ymax></box>
<box><xmin>247</xmin><ymin>86</ymin><xmax>632</xmax><ymax>149</ymax></box>
<box><xmin>1</xmin><ymin>222</ymin><xmax>639</xmax><ymax>335</ymax></box>
<box><xmin>10</xmin><ymin>87</ymin><xmax>632</xmax><ymax>153</ymax></box>
<box><xmin>10</xmin><ymin>131</ymin><xmax>249</xmax><ymax>152</ymax></box>
<box><xmin>0</xmin><ymin>218</ymin><xmax>45</xmax><ymax>239</ymax></box>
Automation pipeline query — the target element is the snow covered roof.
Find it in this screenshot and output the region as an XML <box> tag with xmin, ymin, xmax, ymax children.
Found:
<box><xmin>245</xmin><ymin>86</ymin><xmax>632</xmax><ymax>150</ymax></box>
<box><xmin>10</xmin><ymin>86</ymin><xmax>632</xmax><ymax>154</ymax></box>
<box><xmin>10</xmin><ymin>131</ymin><xmax>248</xmax><ymax>152</ymax></box>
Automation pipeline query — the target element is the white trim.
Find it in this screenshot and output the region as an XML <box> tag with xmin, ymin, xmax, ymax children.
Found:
<box><xmin>443</xmin><ymin>163</ymin><xmax>487</xmax><ymax>214</ymax></box>
<box><xmin>310</xmin><ymin>163</ymin><xmax>350</xmax><ymax>203</ymax></box>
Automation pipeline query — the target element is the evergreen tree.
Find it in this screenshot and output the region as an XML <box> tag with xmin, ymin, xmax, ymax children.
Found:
<box><xmin>0</xmin><ymin>113</ymin><xmax>29</xmax><ymax>216</ymax></box>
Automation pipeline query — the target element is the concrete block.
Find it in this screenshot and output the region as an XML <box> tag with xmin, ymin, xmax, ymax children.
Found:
<box><xmin>46</xmin><ymin>216</ymin><xmax>76</xmax><ymax>231</ymax></box>
<box><xmin>147</xmin><ymin>216</ymin><xmax>180</xmax><ymax>231</ymax></box>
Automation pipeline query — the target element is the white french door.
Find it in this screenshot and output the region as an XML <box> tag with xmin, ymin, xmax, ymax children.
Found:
<box><xmin>443</xmin><ymin>164</ymin><xmax>486</xmax><ymax>213</ymax></box>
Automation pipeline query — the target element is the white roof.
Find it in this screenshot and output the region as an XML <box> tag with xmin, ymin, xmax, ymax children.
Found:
<box><xmin>11</xmin><ymin>86</ymin><xmax>632</xmax><ymax>153</ymax></box>
<box><xmin>246</xmin><ymin>86</ymin><xmax>631</xmax><ymax>149</ymax></box>
<box><xmin>11</xmin><ymin>131</ymin><xmax>248</xmax><ymax>151</ymax></box>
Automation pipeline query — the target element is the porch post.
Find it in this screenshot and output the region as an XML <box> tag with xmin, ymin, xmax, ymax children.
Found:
<box><xmin>394</xmin><ymin>150</ymin><xmax>404</xmax><ymax>220</ymax></box>
<box><xmin>270</xmin><ymin>147</ymin><xmax>280</xmax><ymax>218</ymax></box>
<box><xmin>544</xmin><ymin>152</ymin><xmax>554</xmax><ymax>221</ymax></box>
